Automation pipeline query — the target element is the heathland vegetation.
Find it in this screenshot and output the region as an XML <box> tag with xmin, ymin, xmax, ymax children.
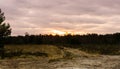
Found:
<box><xmin>4</xmin><ymin>33</ymin><xmax>120</xmax><ymax>55</ymax></box>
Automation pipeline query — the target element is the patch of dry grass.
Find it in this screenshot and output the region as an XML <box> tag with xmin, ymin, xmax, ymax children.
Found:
<box><xmin>4</xmin><ymin>45</ymin><xmax>92</xmax><ymax>60</ymax></box>
<box><xmin>5</xmin><ymin>45</ymin><xmax>64</xmax><ymax>59</ymax></box>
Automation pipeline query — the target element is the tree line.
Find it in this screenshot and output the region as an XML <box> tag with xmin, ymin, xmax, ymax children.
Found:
<box><xmin>4</xmin><ymin>33</ymin><xmax>120</xmax><ymax>45</ymax></box>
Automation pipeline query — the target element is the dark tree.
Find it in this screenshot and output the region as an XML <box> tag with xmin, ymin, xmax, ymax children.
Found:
<box><xmin>0</xmin><ymin>9</ymin><xmax>11</xmax><ymax>59</ymax></box>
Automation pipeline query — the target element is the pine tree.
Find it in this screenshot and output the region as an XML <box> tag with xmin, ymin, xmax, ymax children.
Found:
<box><xmin>0</xmin><ymin>9</ymin><xmax>11</xmax><ymax>59</ymax></box>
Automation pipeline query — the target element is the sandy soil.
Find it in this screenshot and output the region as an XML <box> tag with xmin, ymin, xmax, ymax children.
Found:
<box><xmin>0</xmin><ymin>55</ymin><xmax>120</xmax><ymax>69</ymax></box>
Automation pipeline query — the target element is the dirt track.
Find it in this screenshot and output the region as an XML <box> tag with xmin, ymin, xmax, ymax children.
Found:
<box><xmin>0</xmin><ymin>55</ymin><xmax>120</xmax><ymax>69</ymax></box>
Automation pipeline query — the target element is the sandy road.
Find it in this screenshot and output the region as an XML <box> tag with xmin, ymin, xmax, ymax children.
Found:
<box><xmin>51</xmin><ymin>55</ymin><xmax>120</xmax><ymax>69</ymax></box>
<box><xmin>0</xmin><ymin>55</ymin><xmax>120</xmax><ymax>69</ymax></box>
<box><xmin>112</xmin><ymin>63</ymin><xmax>120</xmax><ymax>69</ymax></box>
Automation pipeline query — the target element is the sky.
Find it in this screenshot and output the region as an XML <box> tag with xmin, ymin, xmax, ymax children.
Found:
<box><xmin>0</xmin><ymin>0</ymin><xmax>120</xmax><ymax>35</ymax></box>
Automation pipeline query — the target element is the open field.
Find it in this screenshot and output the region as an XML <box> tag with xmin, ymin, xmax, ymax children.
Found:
<box><xmin>0</xmin><ymin>45</ymin><xmax>119</xmax><ymax>69</ymax></box>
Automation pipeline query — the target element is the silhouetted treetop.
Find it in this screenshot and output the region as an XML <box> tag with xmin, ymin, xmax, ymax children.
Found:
<box><xmin>0</xmin><ymin>9</ymin><xmax>11</xmax><ymax>37</ymax></box>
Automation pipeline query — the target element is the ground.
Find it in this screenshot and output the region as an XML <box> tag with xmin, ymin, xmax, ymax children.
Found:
<box><xmin>0</xmin><ymin>45</ymin><xmax>119</xmax><ymax>69</ymax></box>
<box><xmin>0</xmin><ymin>55</ymin><xmax>120</xmax><ymax>69</ymax></box>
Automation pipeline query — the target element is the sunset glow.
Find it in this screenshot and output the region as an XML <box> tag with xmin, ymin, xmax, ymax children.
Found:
<box><xmin>51</xmin><ymin>30</ymin><xmax>66</xmax><ymax>35</ymax></box>
<box><xmin>51</xmin><ymin>30</ymin><xmax>81</xmax><ymax>35</ymax></box>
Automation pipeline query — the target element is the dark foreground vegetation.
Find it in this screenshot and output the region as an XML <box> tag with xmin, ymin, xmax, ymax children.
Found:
<box><xmin>0</xmin><ymin>9</ymin><xmax>11</xmax><ymax>59</ymax></box>
<box><xmin>3</xmin><ymin>33</ymin><xmax>120</xmax><ymax>55</ymax></box>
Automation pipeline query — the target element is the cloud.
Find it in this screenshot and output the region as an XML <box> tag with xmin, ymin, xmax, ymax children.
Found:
<box><xmin>0</xmin><ymin>0</ymin><xmax>120</xmax><ymax>35</ymax></box>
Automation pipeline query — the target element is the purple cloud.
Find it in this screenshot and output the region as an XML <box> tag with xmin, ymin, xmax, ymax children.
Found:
<box><xmin>0</xmin><ymin>0</ymin><xmax>120</xmax><ymax>35</ymax></box>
